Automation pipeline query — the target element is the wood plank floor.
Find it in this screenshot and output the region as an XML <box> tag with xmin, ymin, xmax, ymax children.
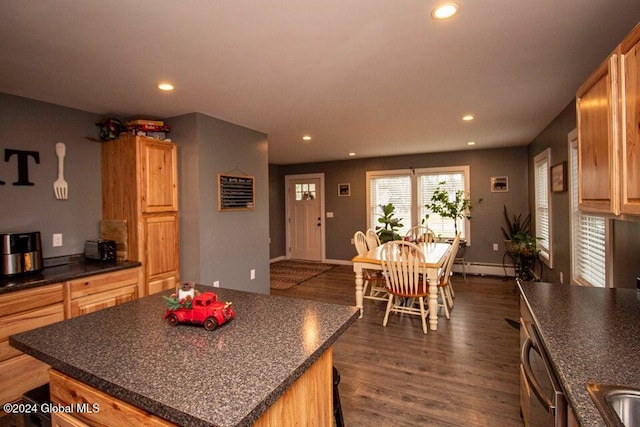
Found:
<box><xmin>271</xmin><ymin>265</ymin><xmax>523</xmax><ymax>427</ymax></box>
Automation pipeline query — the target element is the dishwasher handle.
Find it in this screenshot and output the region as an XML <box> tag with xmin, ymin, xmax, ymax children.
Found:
<box><xmin>521</xmin><ymin>336</ymin><xmax>556</xmax><ymax>415</ymax></box>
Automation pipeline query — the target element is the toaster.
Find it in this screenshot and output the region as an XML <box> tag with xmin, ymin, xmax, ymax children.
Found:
<box><xmin>84</xmin><ymin>239</ymin><xmax>116</xmax><ymax>261</ymax></box>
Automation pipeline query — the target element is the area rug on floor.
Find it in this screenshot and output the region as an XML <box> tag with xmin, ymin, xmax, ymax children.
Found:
<box><xmin>270</xmin><ymin>260</ymin><xmax>338</xmax><ymax>290</ymax></box>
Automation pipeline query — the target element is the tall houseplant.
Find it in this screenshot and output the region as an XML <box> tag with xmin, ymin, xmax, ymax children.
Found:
<box><xmin>424</xmin><ymin>181</ymin><xmax>477</xmax><ymax>237</ymax></box>
<box><xmin>501</xmin><ymin>205</ymin><xmax>539</xmax><ymax>255</ymax></box>
<box><xmin>375</xmin><ymin>203</ymin><xmax>404</xmax><ymax>243</ymax></box>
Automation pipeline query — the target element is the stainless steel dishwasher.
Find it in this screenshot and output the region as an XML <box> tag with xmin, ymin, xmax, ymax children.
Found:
<box><xmin>521</xmin><ymin>321</ymin><xmax>567</xmax><ymax>426</ymax></box>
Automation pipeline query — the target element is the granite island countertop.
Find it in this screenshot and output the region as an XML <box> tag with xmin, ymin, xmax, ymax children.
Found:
<box><xmin>10</xmin><ymin>286</ymin><xmax>359</xmax><ymax>427</ymax></box>
<box><xmin>0</xmin><ymin>255</ymin><xmax>141</xmax><ymax>294</ymax></box>
<box><xmin>519</xmin><ymin>281</ymin><xmax>640</xmax><ymax>427</ymax></box>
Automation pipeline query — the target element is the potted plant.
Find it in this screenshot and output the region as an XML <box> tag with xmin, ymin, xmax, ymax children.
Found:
<box><xmin>375</xmin><ymin>203</ymin><xmax>404</xmax><ymax>243</ymax></box>
<box><xmin>424</xmin><ymin>181</ymin><xmax>478</xmax><ymax>237</ymax></box>
<box><xmin>501</xmin><ymin>205</ymin><xmax>535</xmax><ymax>254</ymax></box>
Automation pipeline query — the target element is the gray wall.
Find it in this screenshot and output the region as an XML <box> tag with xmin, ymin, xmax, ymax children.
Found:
<box><xmin>270</xmin><ymin>146</ymin><xmax>530</xmax><ymax>267</ymax></box>
<box><xmin>528</xmin><ymin>100</ymin><xmax>640</xmax><ymax>287</ymax></box>
<box><xmin>167</xmin><ymin>113</ymin><xmax>270</xmax><ymax>294</ymax></box>
<box><xmin>0</xmin><ymin>93</ymin><xmax>102</xmax><ymax>257</ymax></box>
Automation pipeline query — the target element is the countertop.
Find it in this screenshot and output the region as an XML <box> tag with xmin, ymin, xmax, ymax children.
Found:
<box><xmin>518</xmin><ymin>281</ymin><xmax>640</xmax><ymax>427</ymax></box>
<box><xmin>0</xmin><ymin>255</ymin><xmax>141</xmax><ymax>294</ymax></box>
<box><xmin>10</xmin><ymin>286</ymin><xmax>359</xmax><ymax>427</ymax></box>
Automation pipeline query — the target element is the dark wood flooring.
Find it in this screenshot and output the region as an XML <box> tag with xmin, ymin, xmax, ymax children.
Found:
<box><xmin>271</xmin><ymin>265</ymin><xmax>523</xmax><ymax>427</ymax></box>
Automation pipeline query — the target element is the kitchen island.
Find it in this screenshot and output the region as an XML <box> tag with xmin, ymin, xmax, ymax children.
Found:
<box><xmin>10</xmin><ymin>286</ymin><xmax>358</xmax><ymax>426</ymax></box>
<box><xmin>519</xmin><ymin>281</ymin><xmax>640</xmax><ymax>426</ymax></box>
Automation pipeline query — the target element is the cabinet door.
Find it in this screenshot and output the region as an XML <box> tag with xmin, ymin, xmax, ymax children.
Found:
<box><xmin>576</xmin><ymin>52</ymin><xmax>620</xmax><ymax>214</ymax></box>
<box><xmin>140</xmin><ymin>138</ymin><xmax>177</xmax><ymax>213</ymax></box>
<box><xmin>70</xmin><ymin>285</ymin><xmax>138</xmax><ymax>317</ymax></box>
<box><xmin>144</xmin><ymin>213</ymin><xmax>179</xmax><ymax>295</ymax></box>
<box><xmin>621</xmin><ymin>26</ymin><xmax>640</xmax><ymax>215</ymax></box>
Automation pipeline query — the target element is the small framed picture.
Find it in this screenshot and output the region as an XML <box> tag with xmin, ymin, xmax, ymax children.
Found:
<box><xmin>338</xmin><ymin>183</ymin><xmax>350</xmax><ymax>197</ymax></box>
<box><xmin>490</xmin><ymin>176</ymin><xmax>509</xmax><ymax>192</ymax></box>
<box><xmin>551</xmin><ymin>161</ymin><xmax>567</xmax><ymax>192</ymax></box>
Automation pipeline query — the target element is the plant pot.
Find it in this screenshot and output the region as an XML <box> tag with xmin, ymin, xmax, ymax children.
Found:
<box><xmin>504</xmin><ymin>239</ymin><xmax>520</xmax><ymax>253</ymax></box>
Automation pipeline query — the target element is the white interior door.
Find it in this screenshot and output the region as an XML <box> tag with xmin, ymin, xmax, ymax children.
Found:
<box><xmin>288</xmin><ymin>177</ymin><xmax>322</xmax><ymax>261</ymax></box>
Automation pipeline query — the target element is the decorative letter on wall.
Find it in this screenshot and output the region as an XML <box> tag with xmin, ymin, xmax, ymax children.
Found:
<box><xmin>4</xmin><ymin>149</ymin><xmax>40</xmax><ymax>186</ymax></box>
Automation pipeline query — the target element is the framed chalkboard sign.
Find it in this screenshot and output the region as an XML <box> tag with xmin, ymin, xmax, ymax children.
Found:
<box><xmin>218</xmin><ymin>174</ymin><xmax>255</xmax><ymax>211</ymax></box>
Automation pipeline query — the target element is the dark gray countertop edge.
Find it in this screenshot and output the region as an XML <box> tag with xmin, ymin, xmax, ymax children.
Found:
<box><xmin>518</xmin><ymin>282</ymin><xmax>599</xmax><ymax>427</ymax></box>
<box><xmin>0</xmin><ymin>258</ymin><xmax>141</xmax><ymax>294</ymax></box>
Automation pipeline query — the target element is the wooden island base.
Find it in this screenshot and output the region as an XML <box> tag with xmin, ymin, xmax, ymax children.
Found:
<box><xmin>49</xmin><ymin>348</ymin><xmax>333</xmax><ymax>427</ymax></box>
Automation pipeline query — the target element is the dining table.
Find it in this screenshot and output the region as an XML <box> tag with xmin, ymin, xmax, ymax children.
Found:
<box><xmin>351</xmin><ymin>241</ymin><xmax>453</xmax><ymax>331</ymax></box>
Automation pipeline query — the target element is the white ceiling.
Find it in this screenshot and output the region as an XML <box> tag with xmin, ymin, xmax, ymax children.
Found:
<box><xmin>1</xmin><ymin>1</ymin><xmax>639</xmax><ymax>165</ymax></box>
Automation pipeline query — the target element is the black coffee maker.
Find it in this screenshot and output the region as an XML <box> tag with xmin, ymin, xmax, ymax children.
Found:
<box><xmin>1</xmin><ymin>232</ymin><xmax>44</xmax><ymax>276</ymax></box>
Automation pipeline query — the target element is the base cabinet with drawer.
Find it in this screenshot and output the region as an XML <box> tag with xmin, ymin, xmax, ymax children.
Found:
<box><xmin>1</xmin><ymin>266</ymin><xmax>142</xmax><ymax>406</ymax></box>
<box><xmin>65</xmin><ymin>268</ymin><xmax>142</xmax><ymax>318</ymax></box>
<box><xmin>0</xmin><ymin>283</ymin><xmax>65</xmax><ymax>404</ymax></box>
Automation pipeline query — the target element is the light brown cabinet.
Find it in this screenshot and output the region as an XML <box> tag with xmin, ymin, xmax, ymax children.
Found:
<box><xmin>576</xmin><ymin>21</ymin><xmax>640</xmax><ymax>216</ymax></box>
<box><xmin>66</xmin><ymin>268</ymin><xmax>142</xmax><ymax>317</ymax></box>
<box><xmin>621</xmin><ymin>24</ymin><xmax>640</xmax><ymax>215</ymax></box>
<box><xmin>576</xmin><ymin>50</ymin><xmax>620</xmax><ymax>215</ymax></box>
<box><xmin>102</xmin><ymin>134</ymin><xmax>180</xmax><ymax>295</ymax></box>
<box><xmin>0</xmin><ymin>283</ymin><xmax>65</xmax><ymax>404</ymax></box>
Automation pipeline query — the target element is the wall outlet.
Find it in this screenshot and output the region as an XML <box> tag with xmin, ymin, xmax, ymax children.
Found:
<box><xmin>53</xmin><ymin>233</ymin><xmax>63</xmax><ymax>247</ymax></box>
<box><xmin>250</xmin><ymin>269</ymin><xmax>255</xmax><ymax>280</ymax></box>
<box><xmin>351</xmin><ymin>238</ymin><xmax>354</xmax><ymax>245</ymax></box>
<box><xmin>213</xmin><ymin>281</ymin><xmax>220</xmax><ymax>288</ymax></box>
<box><xmin>492</xmin><ymin>243</ymin><xmax>498</xmax><ymax>251</ymax></box>
<box><xmin>326</xmin><ymin>212</ymin><xmax>334</xmax><ymax>218</ymax></box>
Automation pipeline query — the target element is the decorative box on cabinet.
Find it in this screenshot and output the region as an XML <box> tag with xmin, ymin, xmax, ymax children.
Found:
<box><xmin>576</xmin><ymin>49</ymin><xmax>620</xmax><ymax>215</ymax></box>
<box><xmin>0</xmin><ymin>283</ymin><xmax>65</xmax><ymax>404</ymax></box>
<box><xmin>102</xmin><ymin>134</ymin><xmax>180</xmax><ymax>296</ymax></box>
<box><xmin>65</xmin><ymin>268</ymin><xmax>142</xmax><ymax>317</ymax></box>
<box><xmin>621</xmin><ymin>23</ymin><xmax>640</xmax><ymax>215</ymax></box>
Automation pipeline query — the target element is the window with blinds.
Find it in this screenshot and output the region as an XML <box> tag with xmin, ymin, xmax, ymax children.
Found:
<box><xmin>534</xmin><ymin>149</ymin><xmax>552</xmax><ymax>267</ymax></box>
<box><xmin>367</xmin><ymin>166</ymin><xmax>470</xmax><ymax>241</ymax></box>
<box><xmin>368</xmin><ymin>173</ymin><xmax>412</xmax><ymax>236</ymax></box>
<box><xmin>418</xmin><ymin>170</ymin><xmax>468</xmax><ymax>239</ymax></box>
<box><xmin>570</xmin><ymin>140</ymin><xmax>607</xmax><ymax>287</ymax></box>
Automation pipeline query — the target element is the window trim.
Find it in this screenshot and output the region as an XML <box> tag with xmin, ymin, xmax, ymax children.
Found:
<box><xmin>534</xmin><ymin>148</ymin><xmax>553</xmax><ymax>268</ymax></box>
<box><xmin>568</xmin><ymin>129</ymin><xmax>611</xmax><ymax>287</ymax></box>
<box><xmin>366</xmin><ymin>166</ymin><xmax>472</xmax><ymax>244</ymax></box>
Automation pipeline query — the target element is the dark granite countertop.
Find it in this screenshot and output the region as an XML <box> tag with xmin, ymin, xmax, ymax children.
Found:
<box><xmin>0</xmin><ymin>255</ymin><xmax>141</xmax><ymax>294</ymax></box>
<box><xmin>519</xmin><ymin>281</ymin><xmax>640</xmax><ymax>427</ymax></box>
<box><xmin>10</xmin><ymin>286</ymin><xmax>358</xmax><ymax>427</ymax></box>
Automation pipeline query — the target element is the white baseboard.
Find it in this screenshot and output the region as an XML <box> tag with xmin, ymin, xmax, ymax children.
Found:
<box><xmin>324</xmin><ymin>258</ymin><xmax>352</xmax><ymax>266</ymax></box>
<box><xmin>453</xmin><ymin>261</ymin><xmax>515</xmax><ymax>277</ymax></box>
<box><xmin>270</xmin><ymin>256</ymin><xmax>286</xmax><ymax>263</ymax></box>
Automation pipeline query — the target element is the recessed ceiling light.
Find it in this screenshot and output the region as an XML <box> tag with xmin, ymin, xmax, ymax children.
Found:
<box><xmin>432</xmin><ymin>3</ymin><xmax>459</xmax><ymax>20</ymax></box>
<box><xmin>158</xmin><ymin>83</ymin><xmax>174</xmax><ymax>91</ymax></box>
<box><xmin>302</xmin><ymin>135</ymin><xmax>312</xmax><ymax>141</ymax></box>
<box><xmin>462</xmin><ymin>114</ymin><xmax>474</xmax><ymax>121</ymax></box>
<box><xmin>348</xmin><ymin>152</ymin><xmax>356</xmax><ymax>157</ymax></box>
<box><xmin>467</xmin><ymin>141</ymin><xmax>476</xmax><ymax>146</ymax></box>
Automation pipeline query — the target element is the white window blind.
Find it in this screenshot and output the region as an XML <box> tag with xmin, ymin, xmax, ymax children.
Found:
<box><xmin>534</xmin><ymin>149</ymin><xmax>552</xmax><ymax>267</ymax></box>
<box><xmin>369</xmin><ymin>174</ymin><xmax>412</xmax><ymax>236</ymax></box>
<box><xmin>570</xmin><ymin>140</ymin><xmax>607</xmax><ymax>287</ymax></box>
<box><xmin>418</xmin><ymin>172</ymin><xmax>467</xmax><ymax>239</ymax></box>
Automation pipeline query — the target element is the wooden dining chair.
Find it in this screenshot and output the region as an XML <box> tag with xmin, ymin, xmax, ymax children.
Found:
<box><xmin>365</xmin><ymin>229</ymin><xmax>381</xmax><ymax>249</ymax></box>
<box><xmin>437</xmin><ymin>233</ymin><xmax>460</xmax><ymax>319</ymax></box>
<box><xmin>380</xmin><ymin>241</ymin><xmax>430</xmax><ymax>334</ymax></box>
<box><xmin>405</xmin><ymin>225</ymin><xmax>436</xmax><ymax>243</ymax></box>
<box><xmin>353</xmin><ymin>231</ymin><xmax>387</xmax><ymax>301</ymax></box>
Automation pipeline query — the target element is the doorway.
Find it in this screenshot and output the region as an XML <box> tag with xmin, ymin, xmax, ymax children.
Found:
<box><xmin>285</xmin><ymin>174</ymin><xmax>325</xmax><ymax>261</ymax></box>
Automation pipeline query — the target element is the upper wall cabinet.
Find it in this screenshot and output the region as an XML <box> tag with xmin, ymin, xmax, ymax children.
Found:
<box><xmin>576</xmin><ymin>21</ymin><xmax>640</xmax><ymax>216</ymax></box>
<box><xmin>140</xmin><ymin>139</ymin><xmax>178</xmax><ymax>213</ymax></box>
<box><xmin>576</xmin><ymin>50</ymin><xmax>620</xmax><ymax>215</ymax></box>
<box><xmin>621</xmin><ymin>25</ymin><xmax>640</xmax><ymax>215</ymax></box>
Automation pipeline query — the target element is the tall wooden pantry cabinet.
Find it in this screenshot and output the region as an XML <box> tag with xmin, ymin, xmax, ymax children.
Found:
<box><xmin>102</xmin><ymin>134</ymin><xmax>179</xmax><ymax>296</ymax></box>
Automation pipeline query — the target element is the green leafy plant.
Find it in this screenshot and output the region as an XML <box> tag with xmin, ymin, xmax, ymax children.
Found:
<box><xmin>375</xmin><ymin>203</ymin><xmax>404</xmax><ymax>243</ymax></box>
<box><xmin>501</xmin><ymin>205</ymin><xmax>539</xmax><ymax>255</ymax></box>
<box><xmin>425</xmin><ymin>181</ymin><xmax>479</xmax><ymax>236</ymax></box>
<box><xmin>501</xmin><ymin>205</ymin><xmax>531</xmax><ymax>241</ymax></box>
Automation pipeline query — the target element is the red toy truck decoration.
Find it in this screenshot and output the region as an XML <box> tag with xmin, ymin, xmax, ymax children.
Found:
<box><xmin>163</xmin><ymin>285</ymin><xmax>234</xmax><ymax>331</ymax></box>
